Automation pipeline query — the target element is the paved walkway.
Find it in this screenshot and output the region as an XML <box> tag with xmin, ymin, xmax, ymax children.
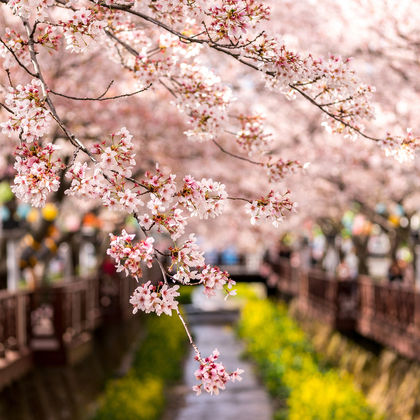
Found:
<box><xmin>174</xmin><ymin>321</ymin><xmax>272</xmax><ymax>420</ymax></box>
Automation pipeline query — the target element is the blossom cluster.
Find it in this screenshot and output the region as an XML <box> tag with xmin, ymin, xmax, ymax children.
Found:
<box><xmin>266</xmin><ymin>158</ymin><xmax>306</xmax><ymax>183</ymax></box>
<box><xmin>95</xmin><ymin>127</ymin><xmax>137</xmax><ymax>177</ymax></box>
<box><xmin>245</xmin><ymin>190</ymin><xmax>296</xmax><ymax>227</ymax></box>
<box><xmin>7</xmin><ymin>0</ymin><xmax>53</xmax><ymax>19</ymax></box>
<box><xmin>136</xmin><ymin>166</ymin><xmax>228</xmax><ymax>240</ymax></box>
<box><xmin>66</xmin><ymin>128</ymin><xmax>144</xmax><ymax>213</ymax></box>
<box><xmin>140</xmin><ymin>1</ymin><xmax>188</xmax><ymax>25</ymax></box>
<box><xmin>59</xmin><ymin>7</ymin><xmax>107</xmax><ymax>53</ymax></box>
<box><xmin>12</xmin><ymin>142</ymin><xmax>63</xmax><ymax>208</ymax></box>
<box><xmin>132</xmin><ymin>0</ymin><xmax>200</xmax><ymax>27</ymax></box>
<box><xmin>242</xmin><ymin>34</ymin><xmax>378</xmax><ymax>141</ymax></box>
<box><xmin>107</xmin><ymin>230</ymin><xmax>155</xmax><ymax>279</ymax></box>
<box><xmin>0</xmin><ymin>28</ymin><xmax>31</xmax><ymax>69</ymax></box>
<box><xmin>167</xmin><ymin>235</ymin><xmax>236</xmax><ymax>298</ymax></box>
<box><xmin>142</xmin><ymin>165</ymin><xmax>177</xmax><ymax>214</ymax></box>
<box><xmin>169</xmin><ymin>233</ymin><xmax>205</xmax><ymax>283</ymax></box>
<box><xmin>200</xmin><ymin>265</ymin><xmax>236</xmax><ymax>298</ymax></box>
<box><xmin>177</xmin><ymin>175</ymin><xmax>227</xmax><ymax>219</ymax></box>
<box><xmin>133</xmin><ymin>0</ymin><xmax>269</xmax><ymax>39</ymax></box>
<box><xmin>113</xmin><ymin>18</ymin><xmax>231</xmax><ymax>142</ymax></box>
<box><xmin>129</xmin><ymin>281</ymin><xmax>180</xmax><ymax>316</ymax></box>
<box><xmin>150</xmin><ymin>207</ymin><xmax>188</xmax><ymax>241</ymax></box>
<box><xmin>35</xmin><ymin>25</ymin><xmax>62</xmax><ymax>51</ymax></box>
<box><xmin>236</xmin><ymin>114</ymin><xmax>272</xmax><ymax>156</ymax></box>
<box><xmin>133</xmin><ymin>33</ymin><xmax>184</xmax><ymax>85</ymax></box>
<box><xmin>193</xmin><ymin>349</ymin><xmax>243</xmax><ymax>395</ymax></box>
<box><xmin>380</xmin><ymin>129</ymin><xmax>420</xmax><ymax>163</ymax></box>
<box><xmin>175</xmin><ymin>63</ymin><xmax>232</xmax><ymax>142</ymax></box>
<box><xmin>1</xmin><ymin>79</ymin><xmax>53</xmax><ymax>143</ymax></box>
<box><xmin>244</xmin><ymin>35</ymin><xmax>303</xmax><ymax>86</ymax></box>
<box><xmin>138</xmin><ymin>166</ymin><xmax>187</xmax><ymax>240</ymax></box>
<box><xmin>206</xmin><ymin>0</ymin><xmax>270</xmax><ymax>41</ymax></box>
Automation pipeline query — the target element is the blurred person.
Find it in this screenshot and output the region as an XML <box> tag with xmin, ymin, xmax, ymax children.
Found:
<box><xmin>388</xmin><ymin>260</ymin><xmax>403</xmax><ymax>282</ymax></box>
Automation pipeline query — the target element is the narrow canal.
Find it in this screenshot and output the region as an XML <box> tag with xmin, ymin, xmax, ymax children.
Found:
<box><xmin>167</xmin><ymin>288</ymin><xmax>273</xmax><ymax>420</ymax></box>
<box><xmin>175</xmin><ymin>323</ymin><xmax>272</xmax><ymax>420</ymax></box>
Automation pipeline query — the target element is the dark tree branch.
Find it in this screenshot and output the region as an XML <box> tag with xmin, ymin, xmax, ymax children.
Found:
<box><xmin>0</xmin><ymin>37</ymin><xmax>37</xmax><ymax>77</ymax></box>
<box><xmin>50</xmin><ymin>82</ymin><xmax>152</xmax><ymax>101</ymax></box>
<box><xmin>212</xmin><ymin>139</ymin><xmax>263</xmax><ymax>166</ymax></box>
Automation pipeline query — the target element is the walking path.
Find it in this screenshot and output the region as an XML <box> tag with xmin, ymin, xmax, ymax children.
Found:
<box><xmin>173</xmin><ymin>287</ymin><xmax>272</xmax><ymax>420</ymax></box>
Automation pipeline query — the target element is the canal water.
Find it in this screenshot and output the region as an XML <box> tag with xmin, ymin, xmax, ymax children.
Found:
<box><xmin>167</xmin><ymin>286</ymin><xmax>273</xmax><ymax>420</ymax></box>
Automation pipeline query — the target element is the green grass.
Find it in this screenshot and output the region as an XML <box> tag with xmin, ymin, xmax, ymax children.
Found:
<box><xmin>93</xmin><ymin>313</ymin><xmax>186</xmax><ymax>420</ymax></box>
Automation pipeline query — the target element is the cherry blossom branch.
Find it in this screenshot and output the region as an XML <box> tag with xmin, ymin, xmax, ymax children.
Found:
<box><xmin>159</xmin><ymin>79</ymin><xmax>178</xmax><ymax>98</ymax></box>
<box><xmin>0</xmin><ymin>102</ymin><xmax>14</xmax><ymax>114</ymax></box>
<box><xmin>49</xmin><ymin>83</ymin><xmax>152</xmax><ymax>102</ymax></box>
<box><xmin>103</xmin><ymin>29</ymin><xmax>270</xmax><ymax>166</ymax></box>
<box><xmin>98</xmin><ymin>4</ymin><xmax>390</xmax><ymax>145</ymax></box>
<box><xmin>22</xmin><ymin>19</ymin><xmax>96</xmax><ymax>159</ymax></box>
<box><xmin>318</xmin><ymin>96</ymin><xmax>354</xmax><ymax>107</ymax></box>
<box><xmin>176</xmin><ymin>306</ymin><xmax>202</xmax><ymax>362</ymax></box>
<box><xmin>153</xmin><ymin>248</ymin><xmax>171</xmax><ymax>258</ymax></box>
<box><xmin>201</xmin><ymin>20</ymin><xmax>265</xmax><ymax>50</ymax></box>
<box><xmin>155</xmin><ymin>256</ymin><xmax>202</xmax><ymax>361</ymax></box>
<box><xmin>18</xmin><ymin>20</ymin><xmax>154</xmax><ymax>198</ymax></box>
<box><xmin>104</xmin><ymin>29</ymin><xmax>140</xmax><ymax>56</ymax></box>
<box><xmin>95</xmin><ymin>80</ymin><xmax>114</xmax><ymax>99</ymax></box>
<box><xmin>290</xmin><ymin>84</ymin><xmax>381</xmax><ymax>143</ymax></box>
<box><xmin>227</xmin><ymin>196</ymin><xmax>252</xmax><ymax>203</ymax></box>
<box><xmin>4</xmin><ymin>68</ymin><xmax>14</xmax><ymax>87</ymax></box>
<box><xmin>4</xmin><ymin>25</ymin><xmax>165</xmax><ymax>204</ymax></box>
<box><xmin>0</xmin><ymin>37</ymin><xmax>36</xmax><ymax>77</ymax></box>
<box><xmin>212</xmin><ymin>140</ymin><xmax>263</xmax><ymax>166</ymax></box>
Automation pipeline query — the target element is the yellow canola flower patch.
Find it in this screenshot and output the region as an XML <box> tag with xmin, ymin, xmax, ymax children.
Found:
<box><xmin>238</xmin><ymin>296</ymin><xmax>382</xmax><ymax>420</ymax></box>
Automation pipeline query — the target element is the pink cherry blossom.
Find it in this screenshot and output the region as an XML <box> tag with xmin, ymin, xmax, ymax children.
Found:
<box><xmin>129</xmin><ymin>281</ymin><xmax>180</xmax><ymax>316</ymax></box>
<box><xmin>245</xmin><ymin>190</ymin><xmax>296</xmax><ymax>227</ymax></box>
<box><xmin>200</xmin><ymin>265</ymin><xmax>236</xmax><ymax>298</ymax></box>
<box><xmin>107</xmin><ymin>230</ymin><xmax>155</xmax><ymax>279</ymax></box>
<box><xmin>193</xmin><ymin>348</ymin><xmax>244</xmax><ymax>395</ymax></box>
<box><xmin>1</xmin><ymin>79</ymin><xmax>52</xmax><ymax>143</ymax></box>
<box><xmin>12</xmin><ymin>142</ymin><xmax>63</xmax><ymax>208</ymax></box>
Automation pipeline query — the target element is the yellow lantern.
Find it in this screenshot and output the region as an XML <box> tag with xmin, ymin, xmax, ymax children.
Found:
<box><xmin>42</xmin><ymin>203</ymin><xmax>58</xmax><ymax>221</ymax></box>
<box><xmin>388</xmin><ymin>214</ymin><xmax>400</xmax><ymax>227</ymax></box>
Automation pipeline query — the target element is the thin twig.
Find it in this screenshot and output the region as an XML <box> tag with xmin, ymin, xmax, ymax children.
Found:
<box><xmin>154</xmin><ymin>255</ymin><xmax>203</xmax><ymax>361</ymax></box>
<box><xmin>159</xmin><ymin>79</ymin><xmax>178</xmax><ymax>98</ymax></box>
<box><xmin>290</xmin><ymin>84</ymin><xmax>381</xmax><ymax>142</ymax></box>
<box><xmin>176</xmin><ymin>306</ymin><xmax>202</xmax><ymax>361</ymax></box>
<box><xmin>50</xmin><ymin>83</ymin><xmax>152</xmax><ymax>101</ymax></box>
<box><xmin>0</xmin><ymin>102</ymin><xmax>14</xmax><ymax>114</ymax></box>
<box><xmin>0</xmin><ymin>37</ymin><xmax>37</xmax><ymax>77</ymax></box>
<box><xmin>5</xmin><ymin>69</ymin><xmax>14</xmax><ymax>87</ymax></box>
<box><xmin>105</xmin><ymin>29</ymin><xmax>140</xmax><ymax>56</ymax></box>
<box><xmin>227</xmin><ymin>196</ymin><xmax>252</xmax><ymax>203</ymax></box>
<box><xmin>212</xmin><ymin>140</ymin><xmax>263</xmax><ymax>166</ymax></box>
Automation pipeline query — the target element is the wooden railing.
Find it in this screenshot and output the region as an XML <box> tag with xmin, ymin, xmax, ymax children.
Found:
<box><xmin>30</xmin><ymin>278</ymin><xmax>95</xmax><ymax>364</ymax></box>
<box><xmin>272</xmin><ymin>259</ymin><xmax>420</xmax><ymax>361</ymax></box>
<box><xmin>299</xmin><ymin>268</ymin><xmax>357</xmax><ymax>330</ymax></box>
<box><xmin>357</xmin><ymin>277</ymin><xmax>420</xmax><ymax>360</ymax></box>
<box><xmin>0</xmin><ymin>273</ymin><xmax>140</xmax><ymax>389</ymax></box>
<box><xmin>0</xmin><ymin>290</ymin><xmax>31</xmax><ymax>389</ymax></box>
<box><xmin>270</xmin><ymin>258</ymin><xmax>299</xmax><ymax>297</ymax></box>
